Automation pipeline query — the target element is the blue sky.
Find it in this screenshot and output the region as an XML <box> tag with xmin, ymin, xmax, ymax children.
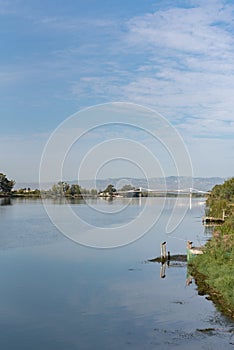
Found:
<box><xmin>0</xmin><ymin>0</ymin><xmax>234</xmax><ymax>183</ymax></box>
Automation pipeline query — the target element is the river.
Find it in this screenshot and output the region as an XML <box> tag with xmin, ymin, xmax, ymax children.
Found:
<box><xmin>0</xmin><ymin>197</ymin><xmax>233</xmax><ymax>349</ymax></box>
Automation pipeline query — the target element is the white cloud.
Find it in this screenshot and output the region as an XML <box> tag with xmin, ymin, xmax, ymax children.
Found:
<box><xmin>126</xmin><ymin>1</ymin><xmax>233</xmax><ymax>53</ymax></box>
<box><xmin>65</xmin><ymin>1</ymin><xmax>234</xmax><ymax>141</ymax></box>
<box><xmin>0</xmin><ymin>0</ymin><xmax>233</xmax><ymax>179</ymax></box>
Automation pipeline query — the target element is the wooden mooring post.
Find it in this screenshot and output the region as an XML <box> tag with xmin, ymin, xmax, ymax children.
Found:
<box><xmin>160</xmin><ymin>241</ymin><xmax>167</xmax><ymax>260</ymax></box>
<box><xmin>160</xmin><ymin>242</ymin><xmax>167</xmax><ymax>278</ymax></box>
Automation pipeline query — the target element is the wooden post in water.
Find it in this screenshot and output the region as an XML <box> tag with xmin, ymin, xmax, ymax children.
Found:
<box><xmin>163</xmin><ymin>242</ymin><xmax>167</xmax><ymax>259</ymax></box>
<box><xmin>160</xmin><ymin>242</ymin><xmax>167</xmax><ymax>261</ymax></box>
<box><xmin>167</xmin><ymin>251</ymin><xmax>170</xmax><ymax>266</ymax></box>
<box><xmin>160</xmin><ymin>242</ymin><xmax>167</xmax><ymax>277</ymax></box>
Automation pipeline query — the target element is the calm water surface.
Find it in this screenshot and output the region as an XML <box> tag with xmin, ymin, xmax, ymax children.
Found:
<box><xmin>0</xmin><ymin>197</ymin><xmax>233</xmax><ymax>349</ymax></box>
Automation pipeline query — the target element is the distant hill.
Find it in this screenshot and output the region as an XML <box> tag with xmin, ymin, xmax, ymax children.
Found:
<box><xmin>15</xmin><ymin>177</ymin><xmax>225</xmax><ymax>192</ymax></box>
<box><xmin>73</xmin><ymin>176</ymin><xmax>225</xmax><ymax>192</ymax></box>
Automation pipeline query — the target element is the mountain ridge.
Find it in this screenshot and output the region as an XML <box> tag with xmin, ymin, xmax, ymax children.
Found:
<box><xmin>15</xmin><ymin>176</ymin><xmax>226</xmax><ymax>192</ymax></box>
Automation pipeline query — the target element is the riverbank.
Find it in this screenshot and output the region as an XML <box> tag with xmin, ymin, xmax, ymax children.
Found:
<box><xmin>189</xmin><ymin>178</ymin><xmax>234</xmax><ymax>319</ymax></box>
<box><xmin>190</xmin><ymin>265</ymin><xmax>234</xmax><ymax>319</ymax></box>
<box><xmin>1</xmin><ymin>192</ymin><xmax>207</xmax><ymax>199</ymax></box>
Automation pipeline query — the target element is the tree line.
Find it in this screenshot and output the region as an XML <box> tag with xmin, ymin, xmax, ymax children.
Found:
<box><xmin>0</xmin><ymin>172</ymin><xmax>121</xmax><ymax>198</ymax></box>
<box><xmin>0</xmin><ymin>173</ymin><xmax>15</xmax><ymax>195</ymax></box>
<box><xmin>206</xmin><ymin>177</ymin><xmax>234</xmax><ymax>220</ymax></box>
<box><xmin>48</xmin><ymin>181</ymin><xmax>98</xmax><ymax>197</ymax></box>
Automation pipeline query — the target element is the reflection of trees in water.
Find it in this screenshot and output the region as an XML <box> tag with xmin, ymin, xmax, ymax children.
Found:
<box><xmin>0</xmin><ymin>198</ymin><xmax>12</xmax><ymax>206</ymax></box>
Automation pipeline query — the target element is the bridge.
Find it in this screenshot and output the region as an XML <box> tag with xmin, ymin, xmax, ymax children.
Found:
<box><xmin>117</xmin><ymin>187</ymin><xmax>210</xmax><ymax>197</ymax></box>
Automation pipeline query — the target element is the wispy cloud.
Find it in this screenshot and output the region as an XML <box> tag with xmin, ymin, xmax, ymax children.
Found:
<box><xmin>1</xmin><ymin>1</ymin><xmax>233</xmax><ymax>137</ymax></box>
<box><xmin>0</xmin><ymin>0</ymin><xmax>18</xmax><ymax>16</ymax></box>
<box><xmin>0</xmin><ymin>70</ymin><xmax>22</xmax><ymax>84</ymax></box>
<box><xmin>0</xmin><ymin>0</ymin><xmax>233</xmax><ymax>178</ymax></box>
<box><xmin>126</xmin><ymin>1</ymin><xmax>233</xmax><ymax>53</ymax></box>
<box><xmin>62</xmin><ymin>1</ymin><xmax>234</xmax><ymax>141</ymax></box>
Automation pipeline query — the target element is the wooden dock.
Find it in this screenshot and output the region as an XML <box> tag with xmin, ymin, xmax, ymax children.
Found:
<box><xmin>202</xmin><ymin>209</ymin><xmax>226</xmax><ymax>225</ymax></box>
<box><xmin>202</xmin><ymin>216</ymin><xmax>224</xmax><ymax>225</ymax></box>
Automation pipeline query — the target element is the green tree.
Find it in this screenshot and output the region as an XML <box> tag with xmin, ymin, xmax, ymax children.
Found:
<box><xmin>103</xmin><ymin>184</ymin><xmax>117</xmax><ymax>196</ymax></box>
<box><xmin>51</xmin><ymin>181</ymin><xmax>70</xmax><ymax>196</ymax></box>
<box><xmin>207</xmin><ymin>177</ymin><xmax>234</xmax><ymax>217</ymax></box>
<box><xmin>80</xmin><ymin>187</ymin><xmax>89</xmax><ymax>195</ymax></box>
<box><xmin>0</xmin><ymin>173</ymin><xmax>15</xmax><ymax>195</ymax></box>
<box><xmin>69</xmin><ymin>184</ymin><xmax>81</xmax><ymax>196</ymax></box>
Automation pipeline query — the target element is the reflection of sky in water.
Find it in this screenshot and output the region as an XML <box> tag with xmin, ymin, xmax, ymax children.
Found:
<box><xmin>0</xmin><ymin>198</ymin><xmax>232</xmax><ymax>349</ymax></box>
<box><xmin>70</xmin><ymin>201</ymin><xmax>143</xmax><ymax>228</ymax></box>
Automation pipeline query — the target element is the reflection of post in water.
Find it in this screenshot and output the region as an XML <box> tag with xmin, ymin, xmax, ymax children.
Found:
<box><xmin>159</xmin><ymin>242</ymin><xmax>171</xmax><ymax>278</ymax></box>
<box><xmin>160</xmin><ymin>262</ymin><xmax>166</xmax><ymax>278</ymax></box>
<box><xmin>0</xmin><ymin>197</ymin><xmax>12</xmax><ymax>206</ymax></box>
<box><xmin>148</xmin><ymin>242</ymin><xmax>190</xmax><ymax>279</ymax></box>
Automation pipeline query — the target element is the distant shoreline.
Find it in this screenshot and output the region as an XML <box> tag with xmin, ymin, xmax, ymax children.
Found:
<box><xmin>14</xmin><ymin>176</ymin><xmax>225</xmax><ymax>192</ymax></box>
<box><xmin>0</xmin><ymin>192</ymin><xmax>207</xmax><ymax>199</ymax></box>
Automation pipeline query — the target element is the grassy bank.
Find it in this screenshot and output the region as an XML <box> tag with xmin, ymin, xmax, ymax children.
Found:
<box><xmin>190</xmin><ymin>178</ymin><xmax>234</xmax><ymax>318</ymax></box>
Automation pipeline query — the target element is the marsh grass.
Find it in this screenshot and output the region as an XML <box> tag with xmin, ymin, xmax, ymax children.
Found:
<box><xmin>190</xmin><ymin>178</ymin><xmax>234</xmax><ymax>318</ymax></box>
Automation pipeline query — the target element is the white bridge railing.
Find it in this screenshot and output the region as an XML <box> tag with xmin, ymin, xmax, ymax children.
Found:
<box><xmin>118</xmin><ymin>187</ymin><xmax>210</xmax><ymax>195</ymax></box>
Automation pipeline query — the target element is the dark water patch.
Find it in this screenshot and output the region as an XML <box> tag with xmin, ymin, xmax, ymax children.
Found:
<box><xmin>148</xmin><ymin>254</ymin><xmax>187</xmax><ymax>263</ymax></box>
<box><xmin>171</xmin><ymin>301</ymin><xmax>186</xmax><ymax>305</ymax></box>
<box><xmin>152</xmin><ymin>327</ymin><xmax>234</xmax><ymax>349</ymax></box>
<box><xmin>196</xmin><ymin>327</ymin><xmax>215</xmax><ymax>334</ymax></box>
